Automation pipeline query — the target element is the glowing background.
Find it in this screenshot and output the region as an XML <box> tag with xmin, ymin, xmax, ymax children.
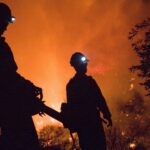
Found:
<box><xmin>1</xmin><ymin>0</ymin><xmax>150</xmax><ymax>129</ymax></box>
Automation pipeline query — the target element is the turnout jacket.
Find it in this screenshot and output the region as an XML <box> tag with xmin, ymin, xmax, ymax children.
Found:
<box><xmin>66</xmin><ymin>74</ymin><xmax>111</xmax><ymax>126</ymax></box>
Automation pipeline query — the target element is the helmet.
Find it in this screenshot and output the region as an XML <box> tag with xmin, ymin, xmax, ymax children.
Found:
<box><xmin>0</xmin><ymin>3</ymin><xmax>15</xmax><ymax>23</ymax></box>
<box><xmin>70</xmin><ymin>52</ymin><xmax>89</xmax><ymax>67</ymax></box>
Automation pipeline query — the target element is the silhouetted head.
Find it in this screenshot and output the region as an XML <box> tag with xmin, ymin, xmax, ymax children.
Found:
<box><xmin>0</xmin><ymin>3</ymin><xmax>15</xmax><ymax>35</ymax></box>
<box><xmin>70</xmin><ymin>52</ymin><xmax>89</xmax><ymax>75</ymax></box>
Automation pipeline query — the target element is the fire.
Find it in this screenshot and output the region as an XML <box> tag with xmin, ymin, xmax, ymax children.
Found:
<box><xmin>126</xmin><ymin>114</ymin><xmax>129</xmax><ymax>117</ymax></box>
<box><xmin>121</xmin><ymin>131</ymin><xmax>125</xmax><ymax>136</ymax></box>
<box><xmin>2</xmin><ymin>0</ymin><xmax>149</xmax><ymax>131</ymax></box>
<box><xmin>88</xmin><ymin>64</ymin><xmax>110</xmax><ymax>75</ymax></box>
<box><xmin>129</xmin><ymin>83</ymin><xmax>134</xmax><ymax>91</ymax></box>
<box><xmin>129</xmin><ymin>143</ymin><xmax>136</xmax><ymax>149</ymax></box>
<box><xmin>36</xmin><ymin>120</ymin><xmax>44</xmax><ymax>126</ymax></box>
<box><xmin>130</xmin><ymin>78</ymin><xmax>135</xmax><ymax>81</ymax></box>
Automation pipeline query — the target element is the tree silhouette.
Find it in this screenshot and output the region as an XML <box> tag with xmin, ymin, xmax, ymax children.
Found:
<box><xmin>129</xmin><ymin>18</ymin><xmax>150</xmax><ymax>96</ymax></box>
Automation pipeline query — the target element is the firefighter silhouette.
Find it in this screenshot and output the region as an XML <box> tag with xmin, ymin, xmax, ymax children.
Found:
<box><xmin>0</xmin><ymin>3</ymin><xmax>45</xmax><ymax>150</ymax></box>
<box><xmin>66</xmin><ymin>52</ymin><xmax>112</xmax><ymax>150</ymax></box>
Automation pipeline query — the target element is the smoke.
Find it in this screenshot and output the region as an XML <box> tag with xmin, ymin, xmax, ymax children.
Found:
<box><xmin>1</xmin><ymin>0</ymin><xmax>150</xmax><ymax>127</ymax></box>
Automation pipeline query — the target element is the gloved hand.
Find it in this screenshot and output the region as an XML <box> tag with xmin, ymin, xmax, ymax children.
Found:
<box><xmin>34</xmin><ymin>86</ymin><xmax>46</xmax><ymax>116</ymax></box>
<box><xmin>105</xmin><ymin>117</ymin><xmax>112</xmax><ymax>127</ymax></box>
<box><xmin>34</xmin><ymin>86</ymin><xmax>43</xmax><ymax>100</ymax></box>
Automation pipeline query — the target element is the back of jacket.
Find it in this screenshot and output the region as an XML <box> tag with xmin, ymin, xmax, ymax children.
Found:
<box><xmin>66</xmin><ymin>74</ymin><xmax>111</xmax><ymax>124</ymax></box>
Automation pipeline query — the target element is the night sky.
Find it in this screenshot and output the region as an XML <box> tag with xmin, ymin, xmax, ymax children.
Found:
<box><xmin>2</xmin><ymin>0</ymin><xmax>150</xmax><ymax>129</ymax></box>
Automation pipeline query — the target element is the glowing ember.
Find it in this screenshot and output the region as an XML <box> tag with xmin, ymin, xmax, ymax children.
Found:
<box><xmin>121</xmin><ymin>131</ymin><xmax>125</xmax><ymax>136</ymax></box>
<box><xmin>130</xmin><ymin>78</ymin><xmax>135</xmax><ymax>81</ymax></box>
<box><xmin>129</xmin><ymin>83</ymin><xmax>134</xmax><ymax>91</ymax></box>
<box><xmin>69</xmin><ymin>137</ymin><xmax>72</xmax><ymax>142</ymax></box>
<box><xmin>126</xmin><ymin>114</ymin><xmax>129</xmax><ymax>117</ymax></box>
<box><xmin>129</xmin><ymin>143</ymin><xmax>136</xmax><ymax>148</ymax></box>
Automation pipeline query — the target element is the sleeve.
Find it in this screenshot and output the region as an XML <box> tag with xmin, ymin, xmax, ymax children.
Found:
<box><xmin>66</xmin><ymin>81</ymin><xmax>71</xmax><ymax>103</ymax></box>
<box><xmin>66</xmin><ymin>79</ymin><xmax>75</xmax><ymax>104</ymax></box>
<box><xmin>0</xmin><ymin>42</ymin><xmax>36</xmax><ymax>92</ymax></box>
<box><xmin>0</xmin><ymin>70</ymin><xmax>37</xmax><ymax>95</ymax></box>
<box><xmin>90</xmin><ymin>77</ymin><xmax>112</xmax><ymax>119</ymax></box>
<box><xmin>0</xmin><ymin>41</ymin><xmax>18</xmax><ymax>73</ymax></box>
<box><xmin>12</xmin><ymin>72</ymin><xmax>45</xmax><ymax>115</ymax></box>
<box><xmin>13</xmin><ymin>72</ymin><xmax>36</xmax><ymax>91</ymax></box>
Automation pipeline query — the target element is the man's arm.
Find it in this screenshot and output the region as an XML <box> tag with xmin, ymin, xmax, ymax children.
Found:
<box><xmin>90</xmin><ymin>77</ymin><xmax>112</xmax><ymax>127</ymax></box>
